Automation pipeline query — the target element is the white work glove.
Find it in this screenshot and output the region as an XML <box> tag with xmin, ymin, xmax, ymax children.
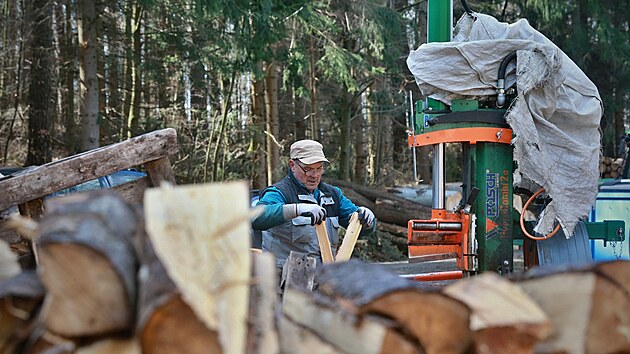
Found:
<box><xmin>357</xmin><ymin>207</ymin><xmax>375</xmax><ymax>228</ymax></box>
<box><xmin>295</xmin><ymin>203</ymin><xmax>327</xmax><ymax>225</ymax></box>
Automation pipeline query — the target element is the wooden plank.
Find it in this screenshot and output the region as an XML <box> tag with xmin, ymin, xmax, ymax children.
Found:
<box><xmin>247</xmin><ymin>252</ymin><xmax>280</xmax><ymax>354</ymax></box>
<box><xmin>0</xmin><ymin>128</ymin><xmax>178</xmax><ymax>211</ymax></box>
<box><xmin>145</xmin><ymin>156</ymin><xmax>176</xmax><ymax>187</ymax></box>
<box><xmin>315</xmin><ymin>223</ymin><xmax>334</xmax><ymax>264</ymax></box>
<box><xmin>110</xmin><ymin>176</ymin><xmax>150</xmax><ymax>204</ymax></box>
<box><xmin>335</xmin><ymin>213</ymin><xmax>362</xmax><ymax>262</ymax></box>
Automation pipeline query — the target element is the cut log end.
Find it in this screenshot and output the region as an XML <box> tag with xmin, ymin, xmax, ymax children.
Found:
<box><xmin>38</xmin><ymin>244</ymin><xmax>132</xmax><ymax>337</ymax></box>
<box><xmin>141</xmin><ymin>295</ymin><xmax>221</xmax><ymax>354</ymax></box>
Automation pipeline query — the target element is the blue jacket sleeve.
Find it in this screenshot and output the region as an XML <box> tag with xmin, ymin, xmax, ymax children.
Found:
<box><xmin>251</xmin><ymin>187</ymin><xmax>288</xmax><ymax>230</ymax></box>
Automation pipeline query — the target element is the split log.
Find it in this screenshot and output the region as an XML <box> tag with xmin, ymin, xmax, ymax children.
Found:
<box><xmin>21</xmin><ymin>327</ymin><xmax>76</xmax><ymax>354</ymax></box>
<box><xmin>144</xmin><ymin>182</ymin><xmax>252</xmax><ymax>354</ymax></box>
<box><xmin>247</xmin><ymin>252</ymin><xmax>280</xmax><ymax>354</ymax></box>
<box><xmin>316</xmin><ymin>260</ymin><xmax>472</xmax><ymax>354</ymax></box>
<box><xmin>0</xmin><ymin>271</ymin><xmax>45</xmax><ymax>353</ymax></box>
<box><xmin>75</xmin><ymin>337</ymin><xmax>141</xmax><ymax>354</ymax></box>
<box><xmin>443</xmin><ymin>273</ymin><xmax>551</xmax><ymax>354</ymax></box>
<box><xmin>514</xmin><ymin>260</ymin><xmax>630</xmax><ymax>354</ymax></box>
<box><xmin>137</xmin><ymin>232</ymin><xmax>221</xmax><ymax>354</ymax></box>
<box><xmin>280</xmin><ymin>251</ymin><xmax>317</xmax><ymax>292</ymax></box>
<box><xmin>374</xmin><ymin>198</ymin><xmax>431</xmax><ymax>227</ymax></box>
<box><xmin>335</xmin><ymin>213</ymin><xmax>362</xmax><ymax>262</ymax></box>
<box><xmin>282</xmin><ymin>288</ymin><xmax>422</xmax><ymax>354</ymax></box>
<box><xmin>278</xmin><ymin>316</ymin><xmax>342</xmax><ymax>354</ymax></box>
<box><xmin>36</xmin><ymin>191</ymin><xmax>139</xmax><ymax>337</ymax></box>
<box><xmin>0</xmin><ymin>239</ymin><xmax>20</xmax><ymax>280</ymax></box>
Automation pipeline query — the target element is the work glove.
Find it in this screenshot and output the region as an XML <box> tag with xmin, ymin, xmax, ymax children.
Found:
<box><xmin>296</xmin><ymin>203</ymin><xmax>327</xmax><ymax>225</ymax></box>
<box><xmin>357</xmin><ymin>206</ymin><xmax>375</xmax><ymax>228</ymax></box>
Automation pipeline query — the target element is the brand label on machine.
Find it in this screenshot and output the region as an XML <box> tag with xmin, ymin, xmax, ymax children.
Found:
<box><xmin>485</xmin><ymin>170</ymin><xmax>510</xmax><ymax>240</ymax></box>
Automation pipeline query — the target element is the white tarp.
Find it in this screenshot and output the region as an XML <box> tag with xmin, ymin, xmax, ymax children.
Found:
<box><xmin>407</xmin><ymin>13</ymin><xmax>602</xmax><ymax>238</ymax></box>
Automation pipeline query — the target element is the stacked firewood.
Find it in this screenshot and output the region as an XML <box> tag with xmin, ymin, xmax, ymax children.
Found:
<box><xmin>2</xmin><ymin>186</ymin><xmax>629</xmax><ymax>354</ymax></box>
<box><xmin>600</xmin><ymin>157</ymin><xmax>624</xmax><ymax>178</ymax></box>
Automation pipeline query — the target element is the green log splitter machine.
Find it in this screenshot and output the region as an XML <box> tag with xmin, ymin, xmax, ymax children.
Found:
<box><xmin>405</xmin><ymin>0</ymin><xmax>625</xmax><ymax>280</ymax></box>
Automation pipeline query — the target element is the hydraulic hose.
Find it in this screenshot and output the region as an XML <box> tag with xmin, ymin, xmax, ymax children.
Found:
<box><xmin>497</xmin><ymin>51</ymin><xmax>517</xmax><ymax>108</ymax></box>
<box><xmin>461</xmin><ymin>0</ymin><xmax>474</xmax><ymax>16</ymax></box>
<box><xmin>519</xmin><ymin>188</ymin><xmax>561</xmax><ymax>241</ymax></box>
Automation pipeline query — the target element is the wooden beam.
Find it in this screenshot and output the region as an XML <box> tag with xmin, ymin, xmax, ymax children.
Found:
<box><xmin>0</xmin><ymin>128</ymin><xmax>178</xmax><ymax>211</ymax></box>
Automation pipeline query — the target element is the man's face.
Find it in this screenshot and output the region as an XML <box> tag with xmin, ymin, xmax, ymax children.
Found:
<box><xmin>290</xmin><ymin>159</ymin><xmax>325</xmax><ymax>192</ymax></box>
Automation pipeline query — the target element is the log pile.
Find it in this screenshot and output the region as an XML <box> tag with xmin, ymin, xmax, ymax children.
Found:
<box><xmin>2</xmin><ymin>185</ymin><xmax>630</xmax><ymax>354</ymax></box>
<box><xmin>600</xmin><ymin>157</ymin><xmax>624</xmax><ymax>178</ymax></box>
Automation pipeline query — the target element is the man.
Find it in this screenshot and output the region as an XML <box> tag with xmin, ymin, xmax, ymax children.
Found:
<box><xmin>251</xmin><ymin>139</ymin><xmax>376</xmax><ymax>270</ymax></box>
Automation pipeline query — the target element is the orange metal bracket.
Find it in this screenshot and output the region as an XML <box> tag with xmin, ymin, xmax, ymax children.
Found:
<box><xmin>408</xmin><ymin>210</ymin><xmax>472</xmax><ymax>272</ymax></box>
<box><xmin>408</xmin><ymin>127</ymin><xmax>513</xmax><ymax>147</ymax></box>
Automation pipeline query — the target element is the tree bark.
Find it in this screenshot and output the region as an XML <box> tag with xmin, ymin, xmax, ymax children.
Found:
<box><xmin>78</xmin><ymin>0</ymin><xmax>100</xmax><ymax>151</ymax></box>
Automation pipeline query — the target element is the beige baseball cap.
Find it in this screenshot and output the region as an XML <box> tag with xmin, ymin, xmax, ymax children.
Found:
<box><xmin>290</xmin><ymin>140</ymin><xmax>329</xmax><ymax>165</ymax></box>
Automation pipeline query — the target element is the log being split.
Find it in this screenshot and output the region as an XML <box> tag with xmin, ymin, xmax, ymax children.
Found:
<box><xmin>314</xmin><ymin>223</ymin><xmax>334</xmax><ymax>264</ymax></box>
<box><xmin>36</xmin><ymin>191</ymin><xmax>139</xmax><ymax>337</ymax></box>
<box><xmin>315</xmin><ymin>260</ymin><xmax>472</xmax><ymax>354</ymax></box>
<box><xmin>513</xmin><ymin>260</ymin><xmax>630</xmax><ymax>354</ymax></box>
<box><xmin>335</xmin><ymin>212</ymin><xmax>362</xmax><ymax>262</ymax></box>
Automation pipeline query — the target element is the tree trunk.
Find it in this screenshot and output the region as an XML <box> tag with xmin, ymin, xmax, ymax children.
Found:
<box><xmin>265</xmin><ymin>62</ymin><xmax>280</xmax><ymax>184</ymax></box>
<box><xmin>61</xmin><ymin>0</ymin><xmax>78</xmax><ymax>155</ymax></box>
<box><xmin>251</xmin><ymin>67</ymin><xmax>267</xmax><ymax>190</ymax></box>
<box><xmin>78</xmin><ymin>0</ymin><xmax>99</xmax><ymax>151</ymax></box>
<box><xmin>338</xmin><ymin>90</ymin><xmax>353</xmax><ymax>180</ymax></box>
<box><xmin>308</xmin><ymin>36</ymin><xmax>319</xmax><ymax>141</ymax></box>
<box><xmin>126</xmin><ymin>3</ymin><xmax>142</xmax><ymax>139</ymax></box>
<box><xmin>354</xmin><ymin>90</ymin><xmax>368</xmax><ymax>184</ymax></box>
<box><xmin>26</xmin><ymin>0</ymin><xmax>54</xmax><ymax>165</ymax></box>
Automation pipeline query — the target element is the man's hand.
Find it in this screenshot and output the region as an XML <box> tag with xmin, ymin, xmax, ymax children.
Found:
<box><xmin>357</xmin><ymin>207</ymin><xmax>375</xmax><ymax>228</ymax></box>
<box><xmin>296</xmin><ymin>203</ymin><xmax>327</xmax><ymax>225</ymax></box>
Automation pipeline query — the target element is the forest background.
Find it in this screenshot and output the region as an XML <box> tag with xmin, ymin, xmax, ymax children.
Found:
<box><xmin>1</xmin><ymin>0</ymin><xmax>628</xmax><ymax>191</ymax></box>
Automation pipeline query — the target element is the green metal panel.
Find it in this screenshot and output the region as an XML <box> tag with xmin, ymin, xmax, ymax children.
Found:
<box><xmin>426</xmin><ymin>0</ymin><xmax>451</xmax><ymax>113</ymax></box>
<box><xmin>471</xmin><ymin>142</ymin><xmax>514</xmax><ymax>273</ymax></box>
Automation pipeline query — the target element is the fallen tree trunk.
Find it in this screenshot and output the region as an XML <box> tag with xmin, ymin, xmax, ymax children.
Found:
<box><xmin>315</xmin><ymin>260</ymin><xmax>472</xmax><ymax>354</ymax></box>
<box><xmin>374</xmin><ymin>198</ymin><xmax>430</xmax><ymax>227</ymax></box>
<box><xmin>514</xmin><ymin>260</ymin><xmax>630</xmax><ymax>354</ymax></box>
<box><xmin>36</xmin><ymin>191</ymin><xmax>139</xmax><ymax>337</ymax></box>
